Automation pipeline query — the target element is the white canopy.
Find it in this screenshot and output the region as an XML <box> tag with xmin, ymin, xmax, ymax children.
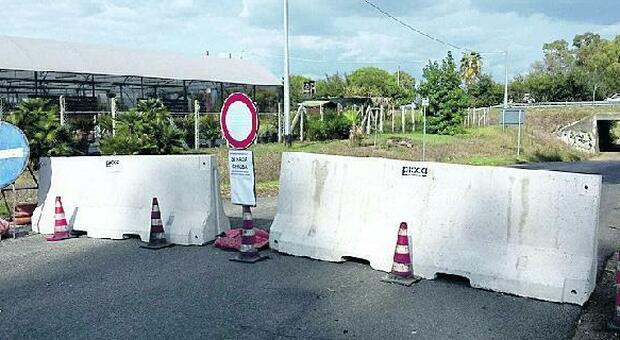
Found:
<box><xmin>0</xmin><ymin>35</ymin><xmax>281</xmax><ymax>86</ymax></box>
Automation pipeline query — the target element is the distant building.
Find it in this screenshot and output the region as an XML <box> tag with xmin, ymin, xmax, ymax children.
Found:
<box><xmin>0</xmin><ymin>35</ymin><xmax>282</xmax><ymax>114</ymax></box>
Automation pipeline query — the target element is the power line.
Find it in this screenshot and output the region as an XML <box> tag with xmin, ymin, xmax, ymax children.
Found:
<box><xmin>247</xmin><ymin>51</ymin><xmax>436</xmax><ymax>65</ymax></box>
<box><xmin>362</xmin><ymin>0</ymin><xmax>467</xmax><ymax>51</ymax></box>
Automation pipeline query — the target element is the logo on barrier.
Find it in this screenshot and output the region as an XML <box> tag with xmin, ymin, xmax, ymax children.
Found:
<box><xmin>106</xmin><ymin>160</ymin><xmax>120</xmax><ymax>168</ymax></box>
<box><xmin>402</xmin><ymin>166</ymin><xmax>428</xmax><ymax>177</ymax></box>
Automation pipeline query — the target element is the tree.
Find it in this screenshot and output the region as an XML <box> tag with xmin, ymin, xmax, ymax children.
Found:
<box><xmin>512</xmin><ymin>32</ymin><xmax>620</xmax><ymax>102</ymax></box>
<box><xmin>345</xmin><ymin>67</ymin><xmax>399</xmax><ymax>98</ymax></box>
<box><xmin>289</xmin><ymin>75</ymin><xmax>311</xmax><ymax>106</ymax></box>
<box><xmin>4</xmin><ymin>98</ymin><xmax>77</xmax><ymax>168</ymax></box>
<box><xmin>541</xmin><ymin>40</ymin><xmax>574</xmax><ymax>74</ymax></box>
<box><xmin>418</xmin><ymin>52</ymin><xmax>469</xmax><ymax>135</ymax></box>
<box><xmin>394</xmin><ymin>70</ymin><xmax>416</xmax><ymax>105</ymax></box>
<box><xmin>466</xmin><ymin>73</ymin><xmax>504</xmax><ymax>107</ymax></box>
<box><xmin>460</xmin><ymin>51</ymin><xmax>482</xmax><ymax>88</ymax></box>
<box><xmin>315</xmin><ymin>73</ymin><xmax>347</xmax><ymax>98</ymax></box>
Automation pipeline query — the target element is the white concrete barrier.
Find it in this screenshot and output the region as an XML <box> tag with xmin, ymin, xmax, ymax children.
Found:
<box><xmin>32</xmin><ymin>155</ymin><xmax>230</xmax><ymax>245</ymax></box>
<box><xmin>270</xmin><ymin>152</ymin><xmax>601</xmax><ymax>305</ymax></box>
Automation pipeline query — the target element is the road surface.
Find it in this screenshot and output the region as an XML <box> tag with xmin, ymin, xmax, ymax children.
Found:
<box><xmin>0</xmin><ymin>156</ymin><xmax>619</xmax><ymax>340</ymax></box>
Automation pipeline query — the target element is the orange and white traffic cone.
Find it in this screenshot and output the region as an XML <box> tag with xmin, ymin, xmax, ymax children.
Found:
<box><xmin>382</xmin><ymin>222</ymin><xmax>421</xmax><ymax>286</ymax></box>
<box><xmin>608</xmin><ymin>251</ymin><xmax>620</xmax><ymax>330</ymax></box>
<box><xmin>230</xmin><ymin>205</ymin><xmax>268</xmax><ymax>263</ymax></box>
<box><xmin>46</xmin><ymin>196</ymin><xmax>74</xmax><ymax>242</ymax></box>
<box><xmin>140</xmin><ymin>198</ymin><xmax>173</xmax><ymax>250</ymax></box>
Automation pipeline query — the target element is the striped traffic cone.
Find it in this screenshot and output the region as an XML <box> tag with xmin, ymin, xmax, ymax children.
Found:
<box><xmin>140</xmin><ymin>198</ymin><xmax>173</xmax><ymax>250</ymax></box>
<box><xmin>608</xmin><ymin>251</ymin><xmax>620</xmax><ymax>330</ymax></box>
<box><xmin>46</xmin><ymin>196</ymin><xmax>74</xmax><ymax>242</ymax></box>
<box><xmin>381</xmin><ymin>222</ymin><xmax>421</xmax><ymax>286</ymax></box>
<box><xmin>230</xmin><ymin>205</ymin><xmax>268</xmax><ymax>263</ymax></box>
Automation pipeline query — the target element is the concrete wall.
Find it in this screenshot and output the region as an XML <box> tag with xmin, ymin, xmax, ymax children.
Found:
<box><xmin>270</xmin><ymin>152</ymin><xmax>602</xmax><ymax>305</ymax></box>
<box><xmin>32</xmin><ymin>155</ymin><xmax>230</xmax><ymax>245</ymax></box>
<box><xmin>556</xmin><ymin>113</ymin><xmax>620</xmax><ymax>153</ymax></box>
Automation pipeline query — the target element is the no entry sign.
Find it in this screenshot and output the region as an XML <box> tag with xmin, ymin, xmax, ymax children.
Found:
<box><xmin>220</xmin><ymin>92</ymin><xmax>259</xmax><ymax>150</ymax></box>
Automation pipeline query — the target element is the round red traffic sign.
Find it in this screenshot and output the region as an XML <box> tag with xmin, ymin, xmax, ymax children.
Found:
<box><xmin>220</xmin><ymin>92</ymin><xmax>259</xmax><ymax>150</ymax></box>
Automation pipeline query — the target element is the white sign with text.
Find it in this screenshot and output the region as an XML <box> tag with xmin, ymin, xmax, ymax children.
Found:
<box><xmin>228</xmin><ymin>150</ymin><xmax>256</xmax><ymax>206</ymax></box>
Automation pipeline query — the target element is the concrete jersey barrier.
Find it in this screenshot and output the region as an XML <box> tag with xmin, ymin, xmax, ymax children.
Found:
<box><xmin>32</xmin><ymin>155</ymin><xmax>230</xmax><ymax>245</ymax></box>
<box><xmin>270</xmin><ymin>152</ymin><xmax>601</xmax><ymax>305</ymax></box>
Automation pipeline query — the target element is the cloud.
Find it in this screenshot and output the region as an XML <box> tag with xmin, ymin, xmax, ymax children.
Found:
<box><xmin>0</xmin><ymin>0</ymin><xmax>617</xmax><ymax>84</ymax></box>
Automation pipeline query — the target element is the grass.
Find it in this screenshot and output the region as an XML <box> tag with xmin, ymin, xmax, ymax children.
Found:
<box><xmin>192</xmin><ymin>105</ymin><xmax>620</xmax><ymax>188</ymax></box>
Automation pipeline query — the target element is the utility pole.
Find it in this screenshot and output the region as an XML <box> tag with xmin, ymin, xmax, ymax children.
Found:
<box><xmin>283</xmin><ymin>0</ymin><xmax>291</xmax><ymax>146</ymax></box>
<box><xmin>503</xmin><ymin>50</ymin><xmax>509</xmax><ymax>108</ymax></box>
<box><xmin>397</xmin><ymin>65</ymin><xmax>401</xmax><ymax>88</ymax></box>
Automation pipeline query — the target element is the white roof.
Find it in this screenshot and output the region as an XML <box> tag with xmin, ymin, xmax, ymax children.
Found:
<box><xmin>0</xmin><ymin>35</ymin><xmax>281</xmax><ymax>86</ymax></box>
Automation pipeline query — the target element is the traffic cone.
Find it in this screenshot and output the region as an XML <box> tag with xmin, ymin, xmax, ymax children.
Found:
<box><xmin>46</xmin><ymin>196</ymin><xmax>74</xmax><ymax>242</ymax></box>
<box><xmin>608</xmin><ymin>251</ymin><xmax>620</xmax><ymax>330</ymax></box>
<box><xmin>230</xmin><ymin>205</ymin><xmax>268</xmax><ymax>263</ymax></box>
<box><xmin>381</xmin><ymin>222</ymin><xmax>421</xmax><ymax>286</ymax></box>
<box><xmin>140</xmin><ymin>198</ymin><xmax>173</xmax><ymax>250</ymax></box>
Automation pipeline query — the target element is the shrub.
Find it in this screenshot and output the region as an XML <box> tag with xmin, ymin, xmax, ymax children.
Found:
<box><xmin>306</xmin><ymin>112</ymin><xmax>350</xmax><ymax>141</ymax></box>
<box><xmin>4</xmin><ymin>98</ymin><xmax>78</xmax><ymax>168</ymax></box>
<box><xmin>100</xmin><ymin>99</ymin><xmax>186</xmax><ymax>155</ymax></box>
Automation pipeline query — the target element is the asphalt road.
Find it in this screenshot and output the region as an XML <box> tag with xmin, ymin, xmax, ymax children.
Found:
<box><xmin>1</xmin><ymin>156</ymin><xmax>619</xmax><ymax>340</ymax></box>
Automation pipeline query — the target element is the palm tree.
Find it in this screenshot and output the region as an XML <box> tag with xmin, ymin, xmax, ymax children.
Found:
<box><xmin>460</xmin><ymin>51</ymin><xmax>482</xmax><ymax>88</ymax></box>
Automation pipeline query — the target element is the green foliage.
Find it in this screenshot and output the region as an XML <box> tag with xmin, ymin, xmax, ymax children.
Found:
<box><xmin>99</xmin><ymin>99</ymin><xmax>186</xmax><ymax>155</ymax></box>
<box><xmin>419</xmin><ymin>52</ymin><xmax>469</xmax><ymax>135</ymax></box>
<box><xmin>342</xmin><ymin>109</ymin><xmax>360</xmax><ymax>126</ymax></box>
<box><xmin>460</xmin><ymin>51</ymin><xmax>482</xmax><ymax>88</ymax></box>
<box><xmin>346</xmin><ymin>67</ymin><xmax>400</xmax><ymax>97</ymax></box>
<box><xmin>289</xmin><ymin>75</ymin><xmax>311</xmax><ymax>106</ymax></box>
<box><xmin>306</xmin><ymin>112</ymin><xmax>350</xmax><ymax>141</ymax></box>
<box><xmin>466</xmin><ymin>73</ymin><xmax>503</xmax><ymax>107</ymax></box>
<box><xmin>4</xmin><ymin>98</ymin><xmax>78</xmax><ymax>167</ymax></box>
<box><xmin>512</xmin><ymin>32</ymin><xmax>620</xmax><ymax>102</ymax></box>
<box><xmin>316</xmin><ymin>73</ymin><xmax>347</xmax><ymax>98</ymax></box>
<box><xmin>611</xmin><ymin>121</ymin><xmax>620</xmax><ymax>143</ymax></box>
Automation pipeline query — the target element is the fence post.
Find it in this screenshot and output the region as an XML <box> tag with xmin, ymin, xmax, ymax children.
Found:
<box><xmin>194</xmin><ymin>99</ymin><xmax>200</xmax><ymax>150</ymax></box>
<box><xmin>401</xmin><ymin>107</ymin><xmax>405</xmax><ymax>133</ymax></box>
<box><xmin>300</xmin><ymin>107</ymin><xmax>305</xmax><ymax>142</ymax></box>
<box><xmin>59</xmin><ymin>96</ymin><xmax>66</xmax><ymax>126</ymax></box>
<box><xmin>411</xmin><ymin>108</ymin><xmax>415</xmax><ymax>133</ymax></box>
<box><xmin>391</xmin><ymin>106</ymin><xmax>395</xmax><ymax>132</ymax></box>
<box><xmin>366</xmin><ymin>107</ymin><xmax>371</xmax><ymax>135</ymax></box>
<box><xmin>110</xmin><ymin>97</ymin><xmax>117</xmax><ymax>136</ymax></box>
<box><xmin>379</xmin><ymin>106</ymin><xmax>384</xmax><ymax>133</ymax></box>
<box><xmin>277</xmin><ymin>102</ymin><xmax>282</xmax><ymax>143</ymax></box>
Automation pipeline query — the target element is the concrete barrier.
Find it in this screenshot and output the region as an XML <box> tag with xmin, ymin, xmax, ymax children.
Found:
<box><xmin>32</xmin><ymin>155</ymin><xmax>230</xmax><ymax>245</ymax></box>
<box><xmin>270</xmin><ymin>152</ymin><xmax>601</xmax><ymax>305</ymax></box>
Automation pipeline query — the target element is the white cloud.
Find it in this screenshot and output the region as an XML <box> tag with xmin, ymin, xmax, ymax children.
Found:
<box><xmin>0</xmin><ymin>0</ymin><xmax>617</xmax><ymax>83</ymax></box>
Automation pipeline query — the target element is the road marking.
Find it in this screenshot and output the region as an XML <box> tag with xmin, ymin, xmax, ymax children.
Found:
<box><xmin>0</xmin><ymin>147</ymin><xmax>25</xmax><ymax>160</ymax></box>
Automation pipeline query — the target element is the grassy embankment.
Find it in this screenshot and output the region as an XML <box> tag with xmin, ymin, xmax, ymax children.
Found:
<box><xmin>199</xmin><ymin>105</ymin><xmax>620</xmax><ymax>195</ymax></box>
<box><xmin>2</xmin><ymin>105</ymin><xmax>617</xmax><ymax>217</ymax></box>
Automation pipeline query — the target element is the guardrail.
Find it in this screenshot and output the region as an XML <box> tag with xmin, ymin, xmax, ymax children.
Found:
<box><xmin>499</xmin><ymin>101</ymin><xmax>620</xmax><ymax>108</ymax></box>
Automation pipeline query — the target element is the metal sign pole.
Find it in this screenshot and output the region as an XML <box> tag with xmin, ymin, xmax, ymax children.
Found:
<box><xmin>194</xmin><ymin>100</ymin><xmax>200</xmax><ymax>150</ymax></box>
<box><xmin>282</xmin><ymin>0</ymin><xmax>291</xmax><ymax>146</ymax></box>
<box><xmin>517</xmin><ymin>109</ymin><xmax>522</xmax><ymax>156</ymax></box>
<box><xmin>422</xmin><ymin>105</ymin><xmax>427</xmax><ymax>161</ymax></box>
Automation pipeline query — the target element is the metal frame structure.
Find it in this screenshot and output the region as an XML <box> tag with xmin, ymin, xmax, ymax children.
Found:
<box><xmin>0</xmin><ymin>69</ymin><xmax>280</xmax><ymax>115</ymax></box>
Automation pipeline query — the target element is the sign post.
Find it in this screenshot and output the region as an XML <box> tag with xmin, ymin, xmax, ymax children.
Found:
<box><xmin>499</xmin><ymin>108</ymin><xmax>526</xmax><ymax>157</ymax></box>
<box><xmin>421</xmin><ymin>98</ymin><xmax>429</xmax><ymax>161</ymax></box>
<box><xmin>220</xmin><ymin>92</ymin><xmax>267</xmax><ymax>263</ymax></box>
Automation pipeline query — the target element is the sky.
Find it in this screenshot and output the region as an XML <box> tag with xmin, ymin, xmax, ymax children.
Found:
<box><xmin>0</xmin><ymin>0</ymin><xmax>618</xmax><ymax>83</ymax></box>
